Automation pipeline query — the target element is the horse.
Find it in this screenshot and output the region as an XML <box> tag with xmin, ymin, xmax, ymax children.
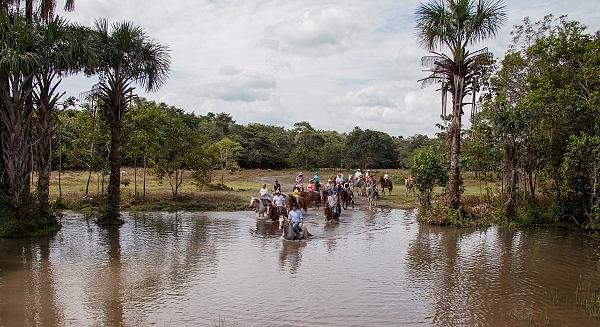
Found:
<box><xmin>366</xmin><ymin>186</ymin><xmax>378</xmax><ymax>210</ymax></box>
<box><xmin>350</xmin><ymin>176</ymin><xmax>367</xmax><ymax>197</ymax></box>
<box><xmin>323</xmin><ymin>204</ymin><xmax>341</xmax><ymax>223</ymax></box>
<box><xmin>279</xmin><ymin>216</ymin><xmax>311</xmax><ymax>240</ymax></box>
<box><xmin>405</xmin><ymin>177</ymin><xmax>415</xmax><ymax>195</ymax></box>
<box><xmin>338</xmin><ymin>186</ymin><xmax>354</xmax><ymax>209</ymax></box>
<box><xmin>286</xmin><ymin>194</ymin><xmax>308</xmax><ymax>212</ymax></box>
<box><xmin>320</xmin><ymin>188</ymin><xmax>330</xmax><ymax>206</ymax></box>
<box><xmin>249</xmin><ymin>197</ymin><xmax>278</xmax><ymax>220</ymax></box>
<box><xmin>307</xmin><ymin>191</ymin><xmax>322</xmax><ymax>208</ymax></box>
<box><xmin>379</xmin><ymin>176</ymin><xmax>393</xmax><ymax>195</ymax></box>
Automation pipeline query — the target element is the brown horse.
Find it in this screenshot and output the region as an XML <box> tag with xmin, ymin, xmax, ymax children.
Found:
<box><xmin>286</xmin><ymin>194</ymin><xmax>308</xmax><ymax>212</ymax></box>
<box><xmin>338</xmin><ymin>186</ymin><xmax>354</xmax><ymax>209</ymax></box>
<box><xmin>307</xmin><ymin>191</ymin><xmax>321</xmax><ymax>208</ymax></box>
<box><xmin>379</xmin><ymin>176</ymin><xmax>393</xmax><ymax>195</ymax></box>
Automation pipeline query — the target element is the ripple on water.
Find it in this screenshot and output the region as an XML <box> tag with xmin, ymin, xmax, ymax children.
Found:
<box><xmin>1</xmin><ymin>209</ymin><xmax>600</xmax><ymax>326</ymax></box>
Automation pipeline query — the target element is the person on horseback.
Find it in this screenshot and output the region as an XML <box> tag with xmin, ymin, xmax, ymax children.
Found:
<box><xmin>292</xmin><ymin>185</ymin><xmax>302</xmax><ymax>207</ymax></box>
<box><xmin>288</xmin><ymin>202</ymin><xmax>303</xmax><ymax>234</ymax></box>
<box><xmin>307</xmin><ymin>180</ymin><xmax>316</xmax><ymax>195</ymax></box>
<box><xmin>324</xmin><ymin>179</ymin><xmax>332</xmax><ymax>192</ymax></box>
<box><xmin>354</xmin><ymin>169</ymin><xmax>362</xmax><ymax>180</ymax></box>
<box><xmin>384</xmin><ymin>171</ymin><xmax>390</xmax><ymax>181</ymax></box>
<box><xmin>328</xmin><ymin>187</ymin><xmax>341</xmax><ymax>216</ymax></box>
<box><xmin>273</xmin><ymin>179</ymin><xmax>281</xmax><ymax>192</ymax></box>
<box><xmin>366</xmin><ymin>169</ymin><xmax>374</xmax><ymax>183</ymax></box>
<box><xmin>273</xmin><ymin>190</ymin><xmax>286</xmax><ymax>217</ymax></box>
<box><xmin>336</xmin><ymin>171</ymin><xmax>345</xmax><ymax>185</ymax></box>
<box><xmin>313</xmin><ymin>171</ymin><xmax>321</xmax><ymax>191</ymax></box>
<box><xmin>295</xmin><ymin>172</ymin><xmax>304</xmax><ymax>191</ymax></box>
<box><xmin>259</xmin><ymin>184</ymin><xmax>272</xmax><ymax>216</ymax></box>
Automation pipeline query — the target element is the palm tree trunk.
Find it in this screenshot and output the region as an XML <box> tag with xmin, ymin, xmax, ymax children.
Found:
<box><xmin>104</xmin><ymin>117</ymin><xmax>122</xmax><ymax>222</ymax></box>
<box><xmin>448</xmin><ymin>77</ymin><xmax>463</xmax><ymax>209</ymax></box>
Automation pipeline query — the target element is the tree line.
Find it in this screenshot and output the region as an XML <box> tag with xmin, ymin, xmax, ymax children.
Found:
<box><xmin>55</xmin><ymin>98</ymin><xmax>434</xmax><ymax>190</ymax></box>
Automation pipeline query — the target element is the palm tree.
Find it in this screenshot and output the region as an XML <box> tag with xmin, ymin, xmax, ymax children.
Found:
<box><xmin>415</xmin><ymin>0</ymin><xmax>506</xmax><ymax>208</ymax></box>
<box><xmin>0</xmin><ymin>13</ymin><xmax>41</xmax><ymax>220</ymax></box>
<box><xmin>92</xmin><ymin>19</ymin><xmax>170</xmax><ymax>223</ymax></box>
<box><xmin>0</xmin><ymin>0</ymin><xmax>74</xmax><ymax>20</ymax></box>
<box><xmin>32</xmin><ymin>17</ymin><xmax>93</xmax><ymax>218</ymax></box>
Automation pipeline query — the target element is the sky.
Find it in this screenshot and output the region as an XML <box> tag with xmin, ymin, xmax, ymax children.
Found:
<box><xmin>60</xmin><ymin>0</ymin><xmax>600</xmax><ymax>137</ymax></box>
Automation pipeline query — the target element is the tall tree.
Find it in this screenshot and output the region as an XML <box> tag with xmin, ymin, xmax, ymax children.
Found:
<box><xmin>415</xmin><ymin>0</ymin><xmax>506</xmax><ymax>208</ymax></box>
<box><xmin>93</xmin><ymin>19</ymin><xmax>170</xmax><ymax>222</ymax></box>
<box><xmin>0</xmin><ymin>13</ymin><xmax>40</xmax><ymax>221</ymax></box>
<box><xmin>0</xmin><ymin>0</ymin><xmax>74</xmax><ymax>21</ymax></box>
<box><xmin>33</xmin><ymin>17</ymin><xmax>92</xmax><ymax>217</ymax></box>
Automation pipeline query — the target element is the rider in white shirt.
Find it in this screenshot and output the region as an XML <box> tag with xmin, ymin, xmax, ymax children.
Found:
<box><xmin>272</xmin><ymin>191</ymin><xmax>286</xmax><ymax>217</ymax></box>
<box><xmin>384</xmin><ymin>171</ymin><xmax>390</xmax><ymax>180</ymax></box>
<box><xmin>259</xmin><ymin>184</ymin><xmax>271</xmax><ymax>215</ymax></box>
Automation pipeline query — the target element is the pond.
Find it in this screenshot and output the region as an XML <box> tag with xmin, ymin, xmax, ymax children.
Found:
<box><xmin>1</xmin><ymin>208</ymin><xmax>599</xmax><ymax>326</ymax></box>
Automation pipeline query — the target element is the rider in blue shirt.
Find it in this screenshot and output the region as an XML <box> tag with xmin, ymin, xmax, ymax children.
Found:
<box><xmin>288</xmin><ymin>203</ymin><xmax>303</xmax><ymax>234</ymax></box>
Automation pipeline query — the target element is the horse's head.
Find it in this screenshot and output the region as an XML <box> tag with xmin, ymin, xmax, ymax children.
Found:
<box><xmin>249</xmin><ymin>197</ymin><xmax>259</xmax><ymax>210</ymax></box>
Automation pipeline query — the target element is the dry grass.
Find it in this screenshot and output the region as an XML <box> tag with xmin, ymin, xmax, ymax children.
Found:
<box><xmin>44</xmin><ymin>168</ymin><xmax>500</xmax><ymax>212</ymax></box>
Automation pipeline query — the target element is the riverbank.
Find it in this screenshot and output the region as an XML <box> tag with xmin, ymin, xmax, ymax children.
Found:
<box><xmin>49</xmin><ymin>168</ymin><xmax>497</xmax><ymax>213</ymax></box>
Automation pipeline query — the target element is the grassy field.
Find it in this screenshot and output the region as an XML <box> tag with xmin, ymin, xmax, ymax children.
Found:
<box><xmin>46</xmin><ymin>168</ymin><xmax>501</xmax><ymax>212</ymax></box>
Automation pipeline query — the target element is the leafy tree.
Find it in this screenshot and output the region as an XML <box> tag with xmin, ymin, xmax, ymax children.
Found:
<box><xmin>411</xmin><ymin>148</ymin><xmax>449</xmax><ymax>207</ymax></box>
<box><xmin>288</xmin><ymin>122</ymin><xmax>324</xmax><ymax>168</ymax></box>
<box><xmin>415</xmin><ymin>0</ymin><xmax>507</xmax><ymax>208</ymax></box>
<box><xmin>232</xmin><ymin>123</ymin><xmax>293</xmax><ymax>169</ymax></box>
<box><xmin>213</xmin><ymin>137</ymin><xmax>243</xmax><ymax>186</ymax></box>
<box><xmin>152</xmin><ymin>113</ymin><xmax>192</xmax><ymax>198</ymax></box>
<box><xmin>344</xmin><ymin>127</ymin><xmax>398</xmax><ymax>169</ymax></box>
<box><xmin>92</xmin><ymin>19</ymin><xmax>170</xmax><ymax>222</ymax></box>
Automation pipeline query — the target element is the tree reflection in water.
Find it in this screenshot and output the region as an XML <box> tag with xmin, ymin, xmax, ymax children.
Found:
<box><xmin>0</xmin><ymin>236</ymin><xmax>63</xmax><ymax>326</ymax></box>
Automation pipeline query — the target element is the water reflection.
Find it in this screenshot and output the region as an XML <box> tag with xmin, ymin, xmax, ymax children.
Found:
<box><xmin>278</xmin><ymin>240</ymin><xmax>307</xmax><ymax>274</ymax></box>
<box><xmin>0</xmin><ymin>210</ymin><xmax>599</xmax><ymax>326</ymax></box>
<box><xmin>0</xmin><ymin>236</ymin><xmax>63</xmax><ymax>326</ymax></box>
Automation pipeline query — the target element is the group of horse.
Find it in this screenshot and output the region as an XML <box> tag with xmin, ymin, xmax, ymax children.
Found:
<box><xmin>249</xmin><ymin>173</ymin><xmax>416</xmax><ymax>240</ymax></box>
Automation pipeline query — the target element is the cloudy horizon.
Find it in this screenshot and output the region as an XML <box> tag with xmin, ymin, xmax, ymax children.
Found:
<box><xmin>60</xmin><ymin>0</ymin><xmax>600</xmax><ymax>137</ymax></box>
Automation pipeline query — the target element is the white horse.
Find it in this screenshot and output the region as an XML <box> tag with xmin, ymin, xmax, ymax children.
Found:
<box><xmin>278</xmin><ymin>216</ymin><xmax>310</xmax><ymax>240</ymax></box>
<box><xmin>249</xmin><ymin>197</ymin><xmax>267</xmax><ymax>218</ymax></box>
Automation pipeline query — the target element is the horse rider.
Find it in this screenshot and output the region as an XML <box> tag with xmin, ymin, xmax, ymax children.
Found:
<box><xmin>336</xmin><ymin>171</ymin><xmax>345</xmax><ymax>185</ymax></box>
<box><xmin>273</xmin><ymin>179</ymin><xmax>282</xmax><ymax>192</ymax></box>
<box><xmin>288</xmin><ymin>202</ymin><xmax>304</xmax><ymax>234</ymax></box>
<box><xmin>328</xmin><ymin>188</ymin><xmax>341</xmax><ymax>216</ymax></box>
<box><xmin>324</xmin><ymin>179</ymin><xmax>333</xmax><ymax>192</ymax></box>
<box><xmin>259</xmin><ymin>184</ymin><xmax>272</xmax><ymax>216</ymax></box>
<box><xmin>292</xmin><ymin>185</ymin><xmax>302</xmax><ymax>207</ymax></box>
<box><xmin>366</xmin><ymin>169</ymin><xmax>374</xmax><ymax>183</ymax></box>
<box><xmin>295</xmin><ymin>172</ymin><xmax>304</xmax><ymax>191</ymax></box>
<box><xmin>384</xmin><ymin>171</ymin><xmax>390</xmax><ymax>181</ymax></box>
<box><xmin>307</xmin><ymin>179</ymin><xmax>316</xmax><ymax>196</ymax></box>
<box><xmin>273</xmin><ymin>190</ymin><xmax>286</xmax><ymax>217</ymax></box>
<box><xmin>313</xmin><ymin>171</ymin><xmax>321</xmax><ymax>191</ymax></box>
<box><xmin>354</xmin><ymin>169</ymin><xmax>362</xmax><ymax>180</ymax></box>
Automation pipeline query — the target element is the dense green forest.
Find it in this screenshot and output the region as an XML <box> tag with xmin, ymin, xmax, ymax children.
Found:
<box><xmin>55</xmin><ymin>99</ymin><xmax>428</xmax><ymax>174</ymax></box>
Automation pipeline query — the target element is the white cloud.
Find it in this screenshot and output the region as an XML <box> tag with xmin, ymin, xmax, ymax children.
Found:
<box><xmin>203</xmin><ymin>72</ymin><xmax>277</xmax><ymax>102</ymax></box>
<box><xmin>58</xmin><ymin>0</ymin><xmax>600</xmax><ymax>137</ymax></box>
<box><xmin>219</xmin><ymin>65</ymin><xmax>243</xmax><ymax>75</ymax></box>
<box><xmin>263</xmin><ymin>6</ymin><xmax>361</xmax><ymax>57</ymax></box>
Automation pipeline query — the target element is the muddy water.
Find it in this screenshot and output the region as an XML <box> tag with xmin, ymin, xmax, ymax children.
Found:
<box><xmin>1</xmin><ymin>208</ymin><xmax>599</xmax><ymax>326</ymax></box>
